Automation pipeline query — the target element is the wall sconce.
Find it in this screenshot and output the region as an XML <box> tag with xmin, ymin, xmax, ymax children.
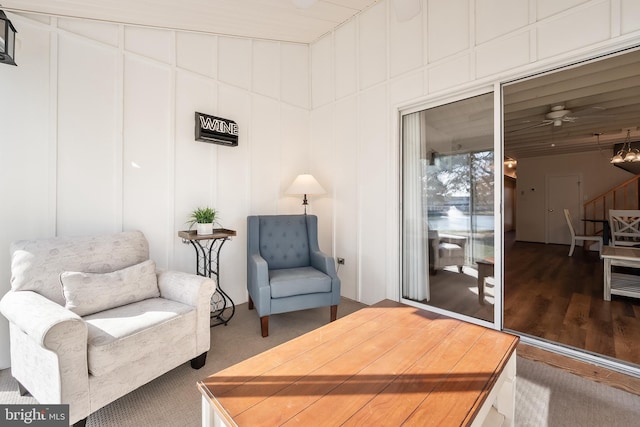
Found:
<box><xmin>286</xmin><ymin>174</ymin><xmax>325</xmax><ymax>214</ymax></box>
<box><xmin>504</xmin><ymin>158</ymin><xmax>517</xmax><ymax>169</ymax></box>
<box><xmin>0</xmin><ymin>10</ymin><xmax>17</xmax><ymax>66</ymax></box>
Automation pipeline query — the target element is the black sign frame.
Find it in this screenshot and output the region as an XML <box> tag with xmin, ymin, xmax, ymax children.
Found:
<box><xmin>195</xmin><ymin>112</ymin><xmax>239</xmax><ymax>147</ymax></box>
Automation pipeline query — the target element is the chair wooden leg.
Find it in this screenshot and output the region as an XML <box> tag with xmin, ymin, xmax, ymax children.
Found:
<box><xmin>248</xmin><ymin>296</ymin><xmax>254</xmax><ymax>310</ymax></box>
<box><xmin>330</xmin><ymin>305</ymin><xmax>338</xmax><ymax>322</ymax></box>
<box><xmin>260</xmin><ymin>316</ymin><xmax>269</xmax><ymax>337</ymax></box>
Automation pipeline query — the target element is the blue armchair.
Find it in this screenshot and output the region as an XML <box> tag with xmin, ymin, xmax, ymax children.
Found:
<box><xmin>247</xmin><ymin>214</ymin><xmax>341</xmax><ymax>337</ymax></box>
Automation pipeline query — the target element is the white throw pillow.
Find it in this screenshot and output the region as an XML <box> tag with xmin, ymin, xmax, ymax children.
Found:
<box><xmin>60</xmin><ymin>260</ymin><xmax>159</xmax><ymax>316</ymax></box>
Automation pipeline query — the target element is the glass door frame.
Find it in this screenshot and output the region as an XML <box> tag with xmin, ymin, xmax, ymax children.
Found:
<box><xmin>398</xmin><ymin>52</ymin><xmax>640</xmax><ymax>378</ymax></box>
<box><xmin>398</xmin><ymin>83</ymin><xmax>504</xmax><ymax>332</ymax></box>
<box><xmin>500</xmin><ymin>49</ymin><xmax>640</xmax><ymax>378</ymax></box>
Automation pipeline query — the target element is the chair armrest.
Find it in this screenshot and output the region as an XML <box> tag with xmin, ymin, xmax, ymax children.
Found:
<box><xmin>438</xmin><ymin>234</ymin><xmax>467</xmax><ymax>248</ymax></box>
<box><xmin>0</xmin><ymin>290</ymin><xmax>89</xmax><ymax>415</ymax></box>
<box><xmin>310</xmin><ymin>250</ymin><xmax>338</xmax><ymax>279</ymax></box>
<box><xmin>310</xmin><ymin>250</ymin><xmax>341</xmax><ymax>304</ymax></box>
<box><xmin>157</xmin><ymin>270</ymin><xmax>215</xmax><ymax>354</ymax></box>
<box><xmin>0</xmin><ymin>290</ymin><xmax>85</xmax><ymax>348</ymax></box>
<box><xmin>156</xmin><ymin>270</ymin><xmax>216</xmax><ymax>307</ymax></box>
<box><xmin>247</xmin><ymin>253</ymin><xmax>271</xmax><ymax>316</ymax></box>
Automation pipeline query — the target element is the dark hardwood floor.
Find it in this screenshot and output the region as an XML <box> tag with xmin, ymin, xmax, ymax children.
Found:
<box><xmin>424</xmin><ymin>267</ymin><xmax>494</xmax><ymax>322</ymax></box>
<box><xmin>504</xmin><ymin>231</ymin><xmax>640</xmax><ymax>367</ymax></box>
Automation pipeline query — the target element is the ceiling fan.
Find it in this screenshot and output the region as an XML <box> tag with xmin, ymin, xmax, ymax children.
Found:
<box><xmin>507</xmin><ymin>104</ymin><xmax>581</xmax><ymax>133</ymax></box>
<box><xmin>541</xmin><ymin>105</ymin><xmax>576</xmax><ymax>127</ymax></box>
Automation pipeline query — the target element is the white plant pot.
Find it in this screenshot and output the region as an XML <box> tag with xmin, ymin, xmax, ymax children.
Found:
<box><xmin>196</xmin><ymin>223</ymin><xmax>214</xmax><ymax>235</ymax></box>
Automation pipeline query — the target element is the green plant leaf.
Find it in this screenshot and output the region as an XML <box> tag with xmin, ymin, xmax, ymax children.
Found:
<box><xmin>186</xmin><ymin>206</ymin><xmax>218</xmax><ymax>228</ymax></box>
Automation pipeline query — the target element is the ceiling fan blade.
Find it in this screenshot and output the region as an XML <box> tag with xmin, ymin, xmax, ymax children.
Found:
<box><xmin>566</xmin><ymin>106</ymin><xmax>608</xmax><ymax>118</ymax></box>
<box><xmin>506</xmin><ymin>120</ymin><xmax>553</xmax><ymax>133</ymax></box>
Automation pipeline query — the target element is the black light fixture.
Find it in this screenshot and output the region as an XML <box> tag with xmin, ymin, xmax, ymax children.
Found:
<box><xmin>0</xmin><ymin>10</ymin><xmax>17</xmax><ymax>66</ymax></box>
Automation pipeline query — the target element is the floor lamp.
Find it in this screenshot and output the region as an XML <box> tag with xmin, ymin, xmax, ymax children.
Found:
<box><xmin>286</xmin><ymin>174</ymin><xmax>325</xmax><ymax>214</ymax></box>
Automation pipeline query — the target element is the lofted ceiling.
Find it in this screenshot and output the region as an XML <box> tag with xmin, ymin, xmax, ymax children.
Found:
<box><xmin>0</xmin><ymin>0</ymin><xmax>381</xmax><ymax>44</ymax></box>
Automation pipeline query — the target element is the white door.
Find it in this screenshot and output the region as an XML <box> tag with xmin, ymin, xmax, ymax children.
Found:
<box><xmin>546</xmin><ymin>174</ymin><xmax>582</xmax><ymax>245</ymax></box>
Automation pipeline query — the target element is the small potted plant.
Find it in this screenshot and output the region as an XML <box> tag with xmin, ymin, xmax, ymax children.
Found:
<box><xmin>187</xmin><ymin>206</ymin><xmax>217</xmax><ymax>235</ymax></box>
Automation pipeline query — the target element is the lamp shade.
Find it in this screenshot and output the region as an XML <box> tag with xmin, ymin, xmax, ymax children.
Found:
<box><xmin>286</xmin><ymin>174</ymin><xmax>325</xmax><ymax>196</ymax></box>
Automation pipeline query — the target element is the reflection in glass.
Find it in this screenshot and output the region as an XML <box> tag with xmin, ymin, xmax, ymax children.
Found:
<box><xmin>401</xmin><ymin>93</ymin><xmax>494</xmax><ymax>322</ymax></box>
<box><xmin>0</xmin><ymin>20</ymin><xmax>5</xmax><ymax>52</ymax></box>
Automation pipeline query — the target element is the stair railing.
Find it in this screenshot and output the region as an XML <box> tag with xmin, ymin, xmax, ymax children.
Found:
<box><xmin>583</xmin><ymin>175</ymin><xmax>640</xmax><ymax>236</ymax></box>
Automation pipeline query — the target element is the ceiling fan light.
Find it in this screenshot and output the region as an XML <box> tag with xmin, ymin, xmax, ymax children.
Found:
<box><xmin>624</xmin><ymin>151</ymin><xmax>636</xmax><ymax>162</ymax></box>
<box><xmin>611</xmin><ymin>153</ymin><xmax>624</xmax><ymax>163</ymax></box>
<box><xmin>553</xmin><ymin>119</ymin><xmax>562</xmax><ymax>126</ymax></box>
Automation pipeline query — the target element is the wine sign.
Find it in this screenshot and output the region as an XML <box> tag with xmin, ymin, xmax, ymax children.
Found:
<box><xmin>195</xmin><ymin>112</ymin><xmax>239</xmax><ymax>146</ymax></box>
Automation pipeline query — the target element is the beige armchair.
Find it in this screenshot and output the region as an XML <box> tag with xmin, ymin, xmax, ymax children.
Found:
<box><xmin>0</xmin><ymin>231</ymin><xmax>215</xmax><ymax>427</ymax></box>
<box><xmin>429</xmin><ymin>230</ymin><xmax>467</xmax><ymax>274</ymax></box>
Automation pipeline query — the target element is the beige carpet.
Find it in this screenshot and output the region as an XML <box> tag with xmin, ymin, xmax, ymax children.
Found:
<box><xmin>2</xmin><ymin>297</ymin><xmax>640</xmax><ymax>426</ymax></box>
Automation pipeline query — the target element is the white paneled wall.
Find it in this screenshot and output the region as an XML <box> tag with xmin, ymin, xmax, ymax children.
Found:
<box><xmin>1</xmin><ymin>0</ymin><xmax>640</xmax><ymax>368</ymax></box>
<box><xmin>0</xmin><ymin>14</ymin><xmax>311</xmax><ymax>368</ymax></box>
<box><xmin>427</xmin><ymin>0</ymin><xmax>469</xmax><ymax>63</ymax></box>
<box><xmin>475</xmin><ymin>0</ymin><xmax>529</xmax><ymax>45</ymax></box>
<box><xmin>309</xmin><ymin>104</ymin><xmax>335</xmax><ymax>255</ymax></box>
<box><xmin>122</xmin><ymin>55</ymin><xmax>173</xmax><ymax>264</ymax></box>
<box><xmin>334</xmin><ymin>22</ymin><xmax>357</xmax><ymax>100</ymax></box>
<box><xmin>358</xmin><ymin>1</ymin><xmax>387</xmax><ymax>90</ymax></box>
<box><xmin>309</xmin><ymin>0</ymin><xmax>640</xmax><ymax>305</ymax></box>
<box><xmin>357</xmin><ymin>86</ymin><xmax>389</xmax><ymax>305</ymax></box>
<box><xmin>389</xmin><ymin>2</ymin><xmax>423</xmax><ymax>78</ymax></box>
<box><xmin>56</xmin><ymin>35</ymin><xmax>120</xmax><ymax>237</ymax></box>
<box><xmin>176</xmin><ymin>32</ymin><xmax>217</xmax><ymax>77</ymax></box>
<box><xmin>281</xmin><ymin>44</ymin><xmax>310</xmax><ymax>108</ymax></box>
<box><xmin>219</xmin><ymin>37</ymin><xmax>252</xmax><ymax>90</ymax></box>
<box><xmin>333</xmin><ymin>97</ymin><xmax>359</xmax><ymax>300</ymax></box>
<box><xmin>0</xmin><ymin>17</ymin><xmax>53</xmax><ymax>369</ymax></box>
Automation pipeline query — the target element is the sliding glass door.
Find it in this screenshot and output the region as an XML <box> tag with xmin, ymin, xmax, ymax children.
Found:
<box><xmin>401</xmin><ymin>92</ymin><xmax>496</xmax><ymax>324</ymax></box>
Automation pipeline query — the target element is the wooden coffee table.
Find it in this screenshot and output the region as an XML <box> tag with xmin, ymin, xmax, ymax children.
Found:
<box><xmin>198</xmin><ymin>300</ymin><xmax>518</xmax><ymax>426</ymax></box>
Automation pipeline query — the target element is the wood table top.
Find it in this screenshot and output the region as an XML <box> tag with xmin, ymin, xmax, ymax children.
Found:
<box><xmin>178</xmin><ymin>229</ymin><xmax>237</xmax><ymax>241</ymax></box>
<box><xmin>601</xmin><ymin>245</ymin><xmax>640</xmax><ymax>260</ymax></box>
<box><xmin>198</xmin><ymin>299</ymin><xmax>519</xmax><ymax>426</ymax></box>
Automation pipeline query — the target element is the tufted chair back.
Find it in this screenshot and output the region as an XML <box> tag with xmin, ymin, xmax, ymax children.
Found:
<box><xmin>257</xmin><ymin>215</ymin><xmax>311</xmax><ymax>270</ymax></box>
